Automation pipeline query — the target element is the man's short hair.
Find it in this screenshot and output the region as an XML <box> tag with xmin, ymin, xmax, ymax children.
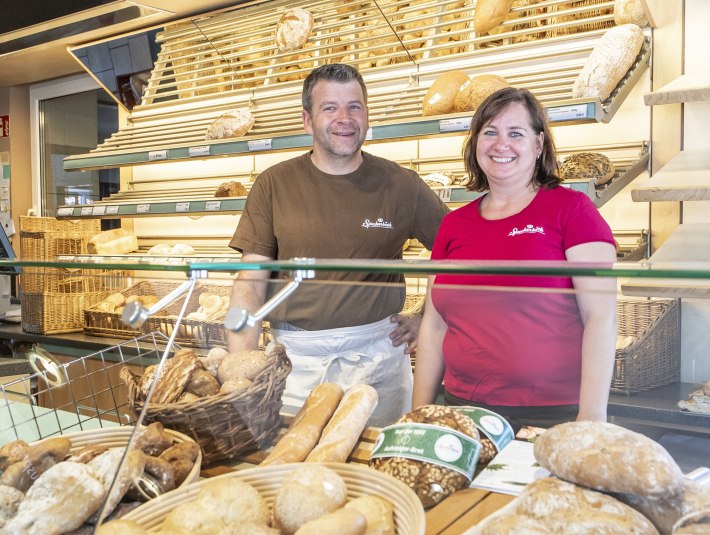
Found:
<box><xmin>302</xmin><ymin>63</ymin><xmax>368</xmax><ymax>112</ymax></box>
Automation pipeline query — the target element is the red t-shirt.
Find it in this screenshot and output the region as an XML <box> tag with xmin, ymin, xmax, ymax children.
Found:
<box><xmin>431</xmin><ymin>186</ymin><xmax>615</xmax><ymax>406</ymax></box>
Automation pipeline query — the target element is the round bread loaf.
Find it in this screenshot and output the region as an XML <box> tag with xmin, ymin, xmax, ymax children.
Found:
<box><xmin>275</xmin><ymin>8</ymin><xmax>314</xmax><ymax>52</ymax></box>
<box><xmin>614</xmin><ymin>0</ymin><xmax>648</xmax><ymax>26</ymax></box>
<box><xmin>422</xmin><ymin>71</ymin><xmax>470</xmax><ymax>116</ymax></box>
<box><xmin>369</xmin><ymin>404</ymin><xmax>480</xmax><ymax>508</ymax></box>
<box><xmin>205</xmin><ymin>109</ymin><xmax>255</xmax><ymax>140</ymax></box>
<box><xmin>214</xmin><ymin>180</ymin><xmax>248</xmax><ymax>197</ymax></box>
<box><xmin>196</xmin><ymin>478</ymin><xmax>269</xmax><ymax>526</ymax></box>
<box><xmin>454</xmin><ymin>74</ymin><xmax>510</xmax><ymax>112</ymax></box>
<box><xmin>273</xmin><ymin>464</ymin><xmax>348</xmax><ymax>534</ymax></box>
<box><xmin>559</xmin><ymin>152</ymin><xmax>616</xmax><ymax>185</ymax></box>
<box><xmin>218</xmin><ymin>349</ymin><xmax>268</xmax><ymax>383</ymax></box>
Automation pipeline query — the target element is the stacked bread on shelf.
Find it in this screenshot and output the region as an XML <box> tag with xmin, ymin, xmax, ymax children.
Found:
<box><xmin>477</xmin><ymin>421</ymin><xmax>710</xmax><ymax>534</ymax></box>
<box><xmin>559</xmin><ymin>151</ymin><xmax>616</xmax><ymax>186</ymax></box>
<box><xmin>88</xmin><ymin>228</ymin><xmax>139</xmax><ymax>256</ymax></box>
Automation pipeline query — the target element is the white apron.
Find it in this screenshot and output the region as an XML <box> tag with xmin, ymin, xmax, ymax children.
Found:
<box><xmin>271</xmin><ymin>317</ymin><xmax>413</xmax><ymax>427</ymax></box>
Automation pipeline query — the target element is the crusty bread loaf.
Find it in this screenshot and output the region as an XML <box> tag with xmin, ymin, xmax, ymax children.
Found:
<box><xmin>479</xmin><ymin>512</ymin><xmax>551</xmax><ymax>534</ymax></box>
<box><xmin>305</xmin><ymin>384</ymin><xmax>377</xmax><ymax>463</ymax></box>
<box><xmin>422</xmin><ymin>71</ymin><xmax>470</xmax><ymax>116</ymax></box>
<box><xmin>454</xmin><ymin>74</ymin><xmax>510</xmax><ymax>113</ymax></box>
<box><xmin>196</xmin><ymin>478</ymin><xmax>270</xmax><ymax>526</ymax></box>
<box><xmin>559</xmin><ymin>152</ymin><xmax>616</xmax><ymax>185</ymax></box>
<box><xmin>93</xmin><ymin>234</ymin><xmax>139</xmax><ymax>255</ymax></box>
<box><xmin>88</xmin><ymin>228</ymin><xmax>130</xmax><ymax>250</ymax></box>
<box><xmin>149</xmin><ymin>349</ymin><xmax>199</xmax><ymax>404</ymax></box>
<box><xmin>275</xmin><ymin>8</ymin><xmax>314</xmax><ymax>52</ymax></box>
<box><xmin>614</xmin><ymin>0</ymin><xmax>648</xmax><ymax>26</ymax></box>
<box><xmin>515</xmin><ymin>477</ymin><xmax>659</xmax><ymax>535</ymax></box>
<box><xmin>261</xmin><ymin>383</ymin><xmax>344</xmax><ymax>465</ymax></box>
<box><xmin>534</xmin><ymin>421</ymin><xmax>685</xmax><ymax>499</ymax></box>
<box><xmin>572</xmin><ymin>24</ymin><xmax>645</xmax><ymax>101</ymax></box>
<box><xmin>205</xmin><ymin>109</ymin><xmax>255</xmax><ymax>140</ymax></box>
<box><xmin>474</xmin><ymin>0</ymin><xmax>514</xmax><ymax>33</ymax></box>
<box><xmin>214</xmin><ymin>180</ymin><xmax>248</xmax><ymax>197</ymax></box>
<box><xmin>294</xmin><ymin>507</ymin><xmax>367</xmax><ymax>535</ymax></box>
<box><xmin>95</xmin><ymin>519</ymin><xmax>148</xmax><ymax>534</ymax></box>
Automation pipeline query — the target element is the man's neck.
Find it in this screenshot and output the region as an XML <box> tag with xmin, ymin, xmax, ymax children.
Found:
<box><xmin>309</xmin><ymin>149</ymin><xmax>364</xmax><ymax>175</ymax></box>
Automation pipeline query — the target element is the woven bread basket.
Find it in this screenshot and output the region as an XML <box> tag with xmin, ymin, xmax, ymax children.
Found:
<box><xmin>122</xmin><ymin>461</ymin><xmax>426</xmax><ymax>535</ymax></box>
<box><xmin>121</xmin><ymin>345</ymin><xmax>291</xmax><ymax>465</ymax></box>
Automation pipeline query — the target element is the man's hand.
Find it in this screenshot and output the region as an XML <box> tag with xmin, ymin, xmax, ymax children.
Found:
<box><xmin>389</xmin><ymin>312</ymin><xmax>422</xmax><ymax>354</ymax></box>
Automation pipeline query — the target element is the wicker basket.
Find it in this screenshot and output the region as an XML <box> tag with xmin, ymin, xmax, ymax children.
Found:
<box><xmin>611</xmin><ymin>298</ymin><xmax>680</xmax><ymax>395</ymax></box>
<box><xmin>22</xmin><ymin>290</ymin><xmax>111</xmax><ymax>334</ymax></box>
<box><xmin>121</xmin><ymin>345</ymin><xmax>292</xmax><ymax>465</ymax></box>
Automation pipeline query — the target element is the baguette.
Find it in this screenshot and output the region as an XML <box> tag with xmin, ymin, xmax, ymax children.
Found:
<box><xmin>305</xmin><ymin>384</ymin><xmax>377</xmax><ymax>463</ymax></box>
<box><xmin>261</xmin><ymin>383</ymin><xmax>344</xmax><ymax>465</ymax></box>
<box><xmin>474</xmin><ymin>0</ymin><xmax>514</xmax><ymax>34</ymax></box>
<box><xmin>534</xmin><ymin>421</ymin><xmax>685</xmax><ymax>499</ymax></box>
<box><xmin>294</xmin><ymin>508</ymin><xmax>366</xmax><ymax>535</ymax></box>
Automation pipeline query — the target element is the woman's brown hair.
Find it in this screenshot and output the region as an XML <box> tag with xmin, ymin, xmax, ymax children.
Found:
<box><xmin>462</xmin><ymin>87</ymin><xmax>561</xmax><ymax>192</ymax></box>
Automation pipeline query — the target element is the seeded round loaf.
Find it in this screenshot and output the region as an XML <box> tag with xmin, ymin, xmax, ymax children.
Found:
<box><xmin>369</xmin><ymin>405</ymin><xmax>480</xmax><ymax>508</ymax></box>
<box><xmin>559</xmin><ymin>152</ymin><xmax>616</xmax><ymax>185</ymax></box>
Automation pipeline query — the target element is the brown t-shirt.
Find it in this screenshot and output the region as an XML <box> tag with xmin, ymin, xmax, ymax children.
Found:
<box><xmin>230</xmin><ymin>151</ymin><xmax>449</xmax><ymax>330</ymax></box>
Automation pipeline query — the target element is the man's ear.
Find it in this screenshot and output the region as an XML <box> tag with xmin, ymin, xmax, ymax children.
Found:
<box><xmin>302</xmin><ymin>109</ymin><xmax>313</xmax><ymax>135</ymax></box>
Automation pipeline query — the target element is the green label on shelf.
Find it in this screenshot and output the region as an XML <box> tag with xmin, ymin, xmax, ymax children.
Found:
<box><xmin>371</xmin><ymin>423</ymin><xmax>480</xmax><ymax>478</ymax></box>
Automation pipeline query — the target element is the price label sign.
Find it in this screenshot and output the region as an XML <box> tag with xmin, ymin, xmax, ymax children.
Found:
<box><xmin>57</xmin><ymin>207</ymin><xmax>74</xmax><ymax>217</ymax></box>
<box><xmin>439</xmin><ymin>117</ymin><xmax>472</xmax><ymax>133</ymax></box>
<box><xmin>92</xmin><ymin>205</ymin><xmax>106</xmax><ymax>215</ymax></box>
<box><xmin>148</xmin><ymin>150</ymin><xmax>168</xmax><ymax>161</ymax></box>
<box><xmin>80</xmin><ymin>206</ymin><xmax>93</xmax><ymax>216</ymax></box>
<box><xmin>106</xmin><ymin>206</ymin><xmax>119</xmax><ymax>215</ymax></box>
<box><xmin>437</xmin><ymin>187</ymin><xmax>452</xmax><ymax>202</ymax></box>
<box><xmin>205</xmin><ymin>200</ymin><xmax>221</xmax><ymax>211</ymax></box>
<box><xmin>137</xmin><ymin>204</ymin><xmax>150</xmax><ymax>214</ymax></box>
<box><xmin>248</xmin><ymin>139</ymin><xmax>273</xmax><ymax>151</ymax></box>
<box><xmin>547</xmin><ymin>104</ymin><xmax>590</xmax><ymax>123</ymax></box>
<box><xmin>176</xmin><ymin>202</ymin><xmax>190</xmax><ymax>212</ymax></box>
<box><xmin>365</xmin><ymin>127</ymin><xmax>374</xmax><ymax>140</ymax></box>
<box><xmin>189</xmin><ymin>145</ymin><xmax>210</xmax><ymax>157</ymax></box>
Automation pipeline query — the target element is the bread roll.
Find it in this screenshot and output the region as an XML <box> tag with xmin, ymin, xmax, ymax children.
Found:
<box><xmin>185</xmin><ymin>366</ymin><xmax>221</xmax><ymax>397</ymax></box>
<box><xmin>422</xmin><ymin>71</ymin><xmax>470</xmax><ymax>116</ymax></box>
<box><xmin>214</xmin><ymin>181</ymin><xmax>248</xmax><ymax>197</ymax></box>
<box><xmin>274</xmin><ymin>464</ymin><xmax>348</xmax><ymax>534</ymax></box>
<box><xmin>218</xmin><ymin>349</ymin><xmax>268</xmax><ymax>383</ymax></box>
<box><xmin>148</xmin><ymin>244</ymin><xmax>172</xmax><ymax>255</ymax></box>
<box><xmin>516</xmin><ymin>477</ymin><xmax>659</xmax><ymax>534</ymax></box>
<box><xmin>344</xmin><ymin>495</ymin><xmax>395</xmax><ymax>535</ymax></box>
<box><xmin>454</xmin><ymin>74</ymin><xmax>510</xmax><ymax>113</ymax></box>
<box><xmin>275</xmin><ymin>8</ymin><xmax>314</xmax><ymax>52</ymax></box>
<box><xmin>0</xmin><ymin>440</ymin><xmax>30</xmax><ymax>471</ymax></box>
<box><xmin>196</xmin><ymin>478</ymin><xmax>269</xmax><ymax>526</ymax></box>
<box><xmin>262</xmin><ymin>383</ymin><xmax>344</xmax><ymax>465</ymax></box>
<box><xmin>205</xmin><ymin>109</ymin><xmax>255</xmax><ymax>140</ymax></box>
<box><xmin>534</xmin><ymin>421</ymin><xmax>685</xmax><ymax>499</ymax></box>
<box><xmin>559</xmin><ymin>152</ymin><xmax>616</xmax><ymax>186</ymax></box>
<box><xmin>474</xmin><ymin>0</ymin><xmax>514</xmax><ymax>33</ymax></box>
<box><xmin>160</xmin><ymin>501</ymin><xmax>226</xmax><ymax>534</ymax></box>
<box><xmin>0</xmin><ymin>484</ymin><xmax>23</xmax><ymax>526</ymax></box>
<box><xmin>88</xmin><ymin>449</ymin><xmax>146</xmax><ymax>520</ymax></box>
<box><xmin>572</xmin><ymin>24</ymin><xmax>645</xmax><ymax>101</ymax></box>
<box><xmin>305</xmin><ymin>384</ymin><xmax>377</xmax><ymax>463</ymax></box>
<box><xmin>219</xmin><ymin>377</ymin><xmax>253</xmax><ymax>394</ymax></box>
<box><xmin>149</xmin><ymin>349</ymin><xmax>199</xmax><ymax>404</ymax></box>
<box><xmin>614</xmin><ymin>0</ymin><xmax>648</xmax><ymax>26</ymax></box>
<box><xmin>170</xmin><ymin>243</ymin><xmax>195</xmax><ymax>255</ymax></box>
<box><xmin>95</xmin><ymin>519</ymin><xmax>148</xmax><ymax>534</ymax></box>
<box><xmin>294</xmin><ymin>507</ymin><xmax>367</xmax><ymax>535</ymax></box>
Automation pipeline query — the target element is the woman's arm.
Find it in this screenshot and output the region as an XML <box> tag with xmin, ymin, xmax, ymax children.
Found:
<box><xmin>566</xmin><ymin>241</ymin><xmax>618</xmax><ymax>422</ymax></box>
<box><xmin>412</xmin><ymin>276</ymin><xmax>448</xmax><ymax>407</ymax></box>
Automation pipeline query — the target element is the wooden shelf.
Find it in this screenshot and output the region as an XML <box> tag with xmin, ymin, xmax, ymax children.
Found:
<box><xmin>621</xmin><ymin>223</ymin><xmax>710</xmax><ymax>297</ymax></box>
<box><xmin>644</xmin><ymin>72</ymin><xmax>710</xmax><ymax>106</ymax></box>
<box><xmin>631</xmin><ymin>149</ymin><xmax>710</xmax><ymax>202</ymax></box>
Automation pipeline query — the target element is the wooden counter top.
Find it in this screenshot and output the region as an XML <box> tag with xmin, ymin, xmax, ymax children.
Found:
<box><xmin>425</xmin><ymin>488</ymin><xmax>515</xmax><ymax>535</ymax></box>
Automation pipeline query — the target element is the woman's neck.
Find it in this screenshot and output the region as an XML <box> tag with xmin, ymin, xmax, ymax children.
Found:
<box><xmin>480</xmin><ymin>183</ymin><xmax>538</xmax><ymax>220</ymax></box>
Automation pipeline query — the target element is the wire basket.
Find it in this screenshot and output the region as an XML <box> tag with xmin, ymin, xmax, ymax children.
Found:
<box><xmin>612</xmin><ymin>298</ymin><xmax>680</xmax><ymax>395</ymax></box>
<box><xmin>121</xmin><ymin>344</ymin><xmax>292</xmax><ymax>465</ymax></box>
<box><xmin>0</xmin><ymin>333</ymin><xmax>173</xmax><ymax>445</ymax></box>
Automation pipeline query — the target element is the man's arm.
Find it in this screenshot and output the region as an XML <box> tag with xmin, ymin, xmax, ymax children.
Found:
<box><xmin>227</xmin><ymin>252</ymin><xmax>273</xmax><ymax>352</ymax></box>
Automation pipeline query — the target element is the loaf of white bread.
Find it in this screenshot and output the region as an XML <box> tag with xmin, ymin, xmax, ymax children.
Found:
<box><xmin>205</xmin><ymin>109</ymin><xmax>255</xmax><ymax>140</ymax></box>
<box><xmin>88</xmin><ymin>228</ymin><xmax>139</xmax><ymax>255</ymax></box>
<box><xmin>473</xmin><ymin>0</ymin><xmax>514</xmax><ymax>34</ymax></box>
<box><xmin>614</xmin><ymin>0</ymin><xmax>648</xmax><ymax>26</ymax></box>
<box><xmin>261</xmin><ymin>383</ymin><xmax>344</xmax><ymax>465</ymax></box>
<box><xmin>422</xmin><ymin>71</ymin><xmax>469</xmax><ymax>116</ymax></box>
<box><xmin>275</xmin><ymin>8</ymin><xmax>314</xmax><ymax>52</ymax></box>
<box><xmin>454</xmin><ymin>73</ymin><xmax>510</xmax><ymax>113</ymax></box>
<box><xmin>572</xmin><ymin>24</ymin><xmax>644</xmax><ymax>101</ymax></box>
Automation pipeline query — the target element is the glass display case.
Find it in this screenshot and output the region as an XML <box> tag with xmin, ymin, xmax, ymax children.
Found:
<box><xmin>0</xmin><ymin>256</ymin><xmax>707</xmax><ymax>532</ymax></box>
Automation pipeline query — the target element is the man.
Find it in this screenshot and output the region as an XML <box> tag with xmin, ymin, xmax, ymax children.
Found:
<box><xmin>228</xmin><ymin>63</ymin><xmax>449</xmax><ymax>426</ymax></box>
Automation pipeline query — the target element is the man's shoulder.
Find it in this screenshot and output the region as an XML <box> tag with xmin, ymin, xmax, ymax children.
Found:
<box><xmin>363</xmin><ymin>151</ymin><xmax>419</xmax><ymax>179</ymax></box>
<box><xmin>259</xmin><ymin>152</ymin><xmax>310</xmax><ymax>179</ymax></box>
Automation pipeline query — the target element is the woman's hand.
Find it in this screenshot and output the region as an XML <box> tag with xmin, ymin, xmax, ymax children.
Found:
<box><xmin>389</xmin><ymin>312</ymin><xmax>422</xmax><ymax>354</ymax></box>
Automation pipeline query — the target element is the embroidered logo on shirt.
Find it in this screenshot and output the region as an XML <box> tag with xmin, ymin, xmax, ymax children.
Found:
<box><xmin>509</xmin><ymin>224</ymin><xmax>545</xmax><ymax>236</ymax></box>
<box><xmin>362</xmin><ymin>218</ymin><xmax>393</xmax><ymax>229</ymax></box>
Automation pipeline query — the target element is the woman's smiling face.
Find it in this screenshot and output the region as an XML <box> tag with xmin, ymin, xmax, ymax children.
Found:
<box><xmin>475</xmin><ymin>101</ymin><xmax>544</xmax><ymax>188</ymax></box>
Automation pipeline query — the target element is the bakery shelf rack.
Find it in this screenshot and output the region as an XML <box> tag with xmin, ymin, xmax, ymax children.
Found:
<box><xmin>63</xmin><ymin>0</ymin><xmax>651</xmax><ymax>172</ymax></box>
<box><xmin>643</xmin><ymin>71</ymin><xmax>710</xmax><ymax>106</ymax></box>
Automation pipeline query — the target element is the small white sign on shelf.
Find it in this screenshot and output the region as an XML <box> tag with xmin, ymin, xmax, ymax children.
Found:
<box><xmin>176</xmin><ymin>202</ymin><xmax>190</xmax><ymax>212</ymax></box>
<box><xmin>106</xmin><ymin>206</ymin><xmax>119</xmax><ymax>215</ymax></box>
<box><xmin>439</xmin><ymin>117</ymin><xmax>472</xmax><ymax>133</ymax></box>
<box><xmin>137</xmin><ymin>204</ymin><xmax>150</xmax><ymax>214</ymax></box>
<box><xmin>57</xmin><ymin>207</ymin><xmax>74</xmax><ymax>217</ymax></box>
<box><xmin>148</xmin><ymin>150</ymin><xmax>167</xmax><ymax>161</ymax></box>
<box><xmin>248</xmin><ymin>139</ymin><xmax>272</xmax><ymax>151</ymax></box>
<box><xmin>92</xmin><ymin>206</ymin><xmax>106</xmax><ymax>215</ymax></box>
<box><xmin>205</xmin><ymin>200</ymin><xmax>221</xmax><ymax>211</ymax></box>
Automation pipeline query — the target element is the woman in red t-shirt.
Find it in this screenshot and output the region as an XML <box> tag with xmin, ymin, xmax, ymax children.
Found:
<box><xmin>412</xmin><ymin>87</ymin><xmax>617</xmax><ymax>430</ymax></box>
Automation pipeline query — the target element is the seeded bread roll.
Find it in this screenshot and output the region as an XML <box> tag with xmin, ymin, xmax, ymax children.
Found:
<box><xmin>275</xmin><ymin>8</ymin><xmax>314</xmax><ymax>52</ymax></box>
<box><xmin>205</xmin><ymin>109</ymin><xmax>255</xmax><ymax>140</ymax></box>
<box><xmin>422</xmin><ymin>71</ymin><xmax>470</xmax><ymax>116</ymax></box>
<box><xmin>454</xmin><ymin>74</ymin><xmax>510</xmax><ymax>113</ymax></box>
<box><xmin>534</xmin><ymin>421</ymin><xmax>685</xmax><ymax>500</ymax></box>
<box><xmin>559</xmin><ymin>152</ymin><xmax>616</xmax><ymax>186</ymax></box>
<box><xmin>572</xmin><ymin>24</ymin><xmax>644</xmax><ymax>101</ymax></box>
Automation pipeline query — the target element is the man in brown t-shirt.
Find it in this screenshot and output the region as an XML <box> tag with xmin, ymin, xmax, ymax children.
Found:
<box><xmin>228</xmin><ymin>64</ymin><xmax>449</xmax><ymax>425</ymax></box>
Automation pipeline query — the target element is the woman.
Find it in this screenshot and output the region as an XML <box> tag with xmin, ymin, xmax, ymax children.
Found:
<box><xmin>412</xmin><ymin>87</ymin><xmax>617</xmax><ymax>430</ymax></box>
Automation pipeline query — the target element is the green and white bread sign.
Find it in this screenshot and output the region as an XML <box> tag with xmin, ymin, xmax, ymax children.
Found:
<box><xmin>453</xmin><ymin>407</ymin><xmax>514</xmax><ymax>453</ymax></box>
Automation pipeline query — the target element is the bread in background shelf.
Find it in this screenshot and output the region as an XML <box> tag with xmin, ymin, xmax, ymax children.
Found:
<box><xmin>275</xmin><ymin>8</ymin><xmax>314</xmax><ymax>52</ymax></box>
<box><xmin>205</xmin><ymin>109</ymin><xmax>255</xmax><ymax>140</ymax></box>
<box><xmin>454</xmin><ymin>74</ymin><xmax>510</xmax><ymax>113</ymax></box>
<box><xmin>473</xmin><ymin>0</ymin><xmax>514</xmax><ymax>34</ymax></box>
<box><xmin>614</xmin><ymin>0</ymin><xmax>648</xmax><ymax>26</ymax></box>
<box><xmin>422</xmin><ymin>71</ymin><xmax>470</xmax><ymax>116</ymax></box>
<box><xmin>559</xmin><ymin>152</ymin><xmax>616</xmax><ymax>186</ymax></box>
<box><xmin>214</xmin><ymin>180</ymin><xmax>248</xmax><ymax>197</ymax></box>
